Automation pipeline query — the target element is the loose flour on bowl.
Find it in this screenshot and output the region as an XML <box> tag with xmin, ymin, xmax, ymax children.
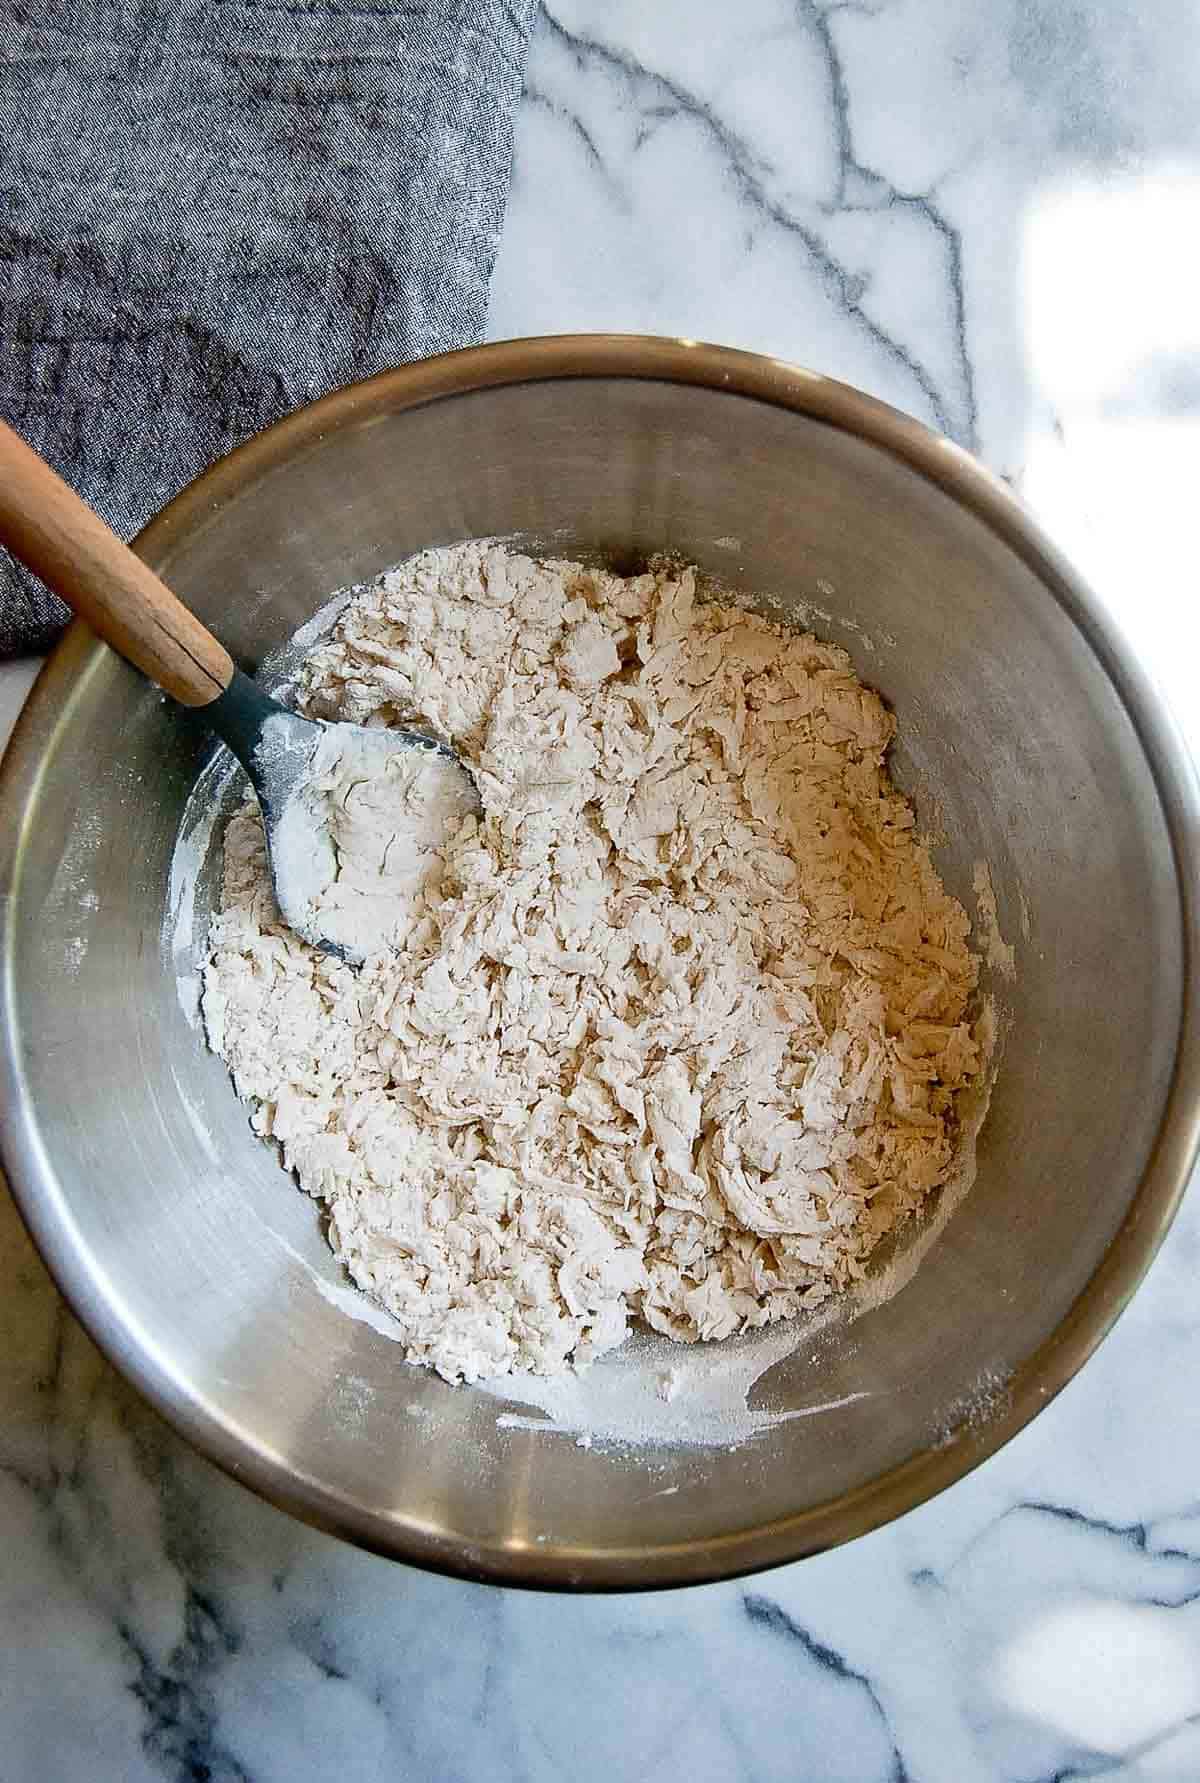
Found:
<box><xmin>202</xmin><ymin>544</ymin><xmax>987</xmax><ymax>1384</ymax></box>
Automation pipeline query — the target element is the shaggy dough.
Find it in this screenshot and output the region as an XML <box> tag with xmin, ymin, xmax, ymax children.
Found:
<box><xmin>203</xmin><ymin>545</ymin><xmax>984</xmax><ymax>1382</ymax></box>
<box><xmin>264</xmin><ymin>720</ymin><xmax>479</xmax><ymax>963</ymax></box>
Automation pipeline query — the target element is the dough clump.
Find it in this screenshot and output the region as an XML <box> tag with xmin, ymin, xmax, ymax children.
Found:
<box><xmin>204</xmin><ymin>545</ymin><xmax>983</xmax><ymax>1382</ymax></box>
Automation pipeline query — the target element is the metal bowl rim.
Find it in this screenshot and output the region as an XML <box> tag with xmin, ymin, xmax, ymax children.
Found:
<box><xmin>1</xmin><ymin>333</ymin><xmax>1197</xmax><ymax>1590</ymax></box>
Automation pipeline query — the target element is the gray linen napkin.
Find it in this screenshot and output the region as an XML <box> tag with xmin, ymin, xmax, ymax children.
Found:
<box><xmin>0</xmin><ymin>0</ymin><xmax>538</xmax><ymax>655</ymax></box>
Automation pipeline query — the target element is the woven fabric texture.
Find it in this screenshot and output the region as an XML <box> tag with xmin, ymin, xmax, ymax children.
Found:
<box><xmin>0</xmin><ymin>0</ymin><xmax>538</xmax><ymax>652</ymax></box>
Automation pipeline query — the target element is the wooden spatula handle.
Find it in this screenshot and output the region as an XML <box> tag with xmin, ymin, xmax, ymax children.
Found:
<box><xmin>0</xmin><ymin>419</ymin><xmax>233</xmax><ymax>707</ymax></box>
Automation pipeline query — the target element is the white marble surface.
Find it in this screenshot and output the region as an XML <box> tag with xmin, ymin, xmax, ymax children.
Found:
<box><xmin>5</xmin><ymin>1</ymin><xmax>1200</xmax><ymax>1776</ymax></box>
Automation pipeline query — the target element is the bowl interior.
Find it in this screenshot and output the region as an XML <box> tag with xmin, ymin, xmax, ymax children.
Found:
<box><xmin>1</xmin><ymin>357</ymin><xmax>1186</xmax><ymax>1586</ymax></box>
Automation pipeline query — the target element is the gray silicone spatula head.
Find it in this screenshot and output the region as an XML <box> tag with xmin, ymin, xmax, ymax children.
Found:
<box><xmin>206</xmin><ymin>671</ymin><xmax>479</xmax><ymax>965</ymax></box>
<box><xmin>0</xmin><ymin>418</ymin><xmax>479</xmax><ymax>962</ymax></box>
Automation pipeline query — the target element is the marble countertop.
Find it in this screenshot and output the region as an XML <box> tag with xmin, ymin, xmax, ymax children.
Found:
<box><xmin>5</xmin><ymin>2</ymin><xmax>1200</xmax><ymax>1777</ymax></box>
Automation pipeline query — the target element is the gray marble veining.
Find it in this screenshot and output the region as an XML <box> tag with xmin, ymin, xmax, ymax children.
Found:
<box><xmin>5</xmin><ymin>1</ymin><xmax>1200</xmax><ymax>1776</ymax></box>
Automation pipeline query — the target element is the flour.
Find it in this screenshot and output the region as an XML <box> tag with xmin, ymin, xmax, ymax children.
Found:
<box><xmin>262</xmin><ymin>718</ymin><xmax>478</xmax><ymax>964</ymax></box>
<box><xmin>168</xmin><ymin>747</ymin><xmax>242</xmax><ymax>1027</ymax></box>
<box><xmin>202</xmin><ymin>544</ymin><xmax>988</xmax><ymax>1385</ymax></box>
<box><xmin>972</xmin><ymin>860</ymin><xmax>1017</xmax><ymax>979</ymax></box>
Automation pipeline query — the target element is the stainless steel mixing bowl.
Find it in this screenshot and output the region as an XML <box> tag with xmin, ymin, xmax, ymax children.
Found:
<box><xmin>2</xmin><ymin>337</ymin><xmax>1197</xmax><ymax>1589</ymax></box>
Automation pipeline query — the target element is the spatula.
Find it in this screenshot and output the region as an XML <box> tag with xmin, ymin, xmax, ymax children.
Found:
<box><xmin>0</xmin><ymin>419</ymin><xmax>478</xmax><ymax>963</ymax></box>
